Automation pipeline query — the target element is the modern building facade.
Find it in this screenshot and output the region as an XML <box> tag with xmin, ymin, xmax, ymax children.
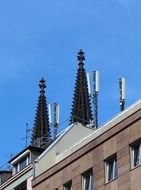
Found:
<box><xmin>32</xmin><ymin>100</ymin><xmax>141</xmax><ymax>190</ymax></box>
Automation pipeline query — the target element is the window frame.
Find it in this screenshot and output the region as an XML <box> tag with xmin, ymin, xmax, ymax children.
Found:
<box><xmin>105</xmin><ymin>154</ymin><xmax>118</xmax><ymax>183</ymax></box>
<box><xmin>13</xmin><ymin>153</ymin><xmax>30</xmax><ymax>174</ymax></box>
<box><xmin>82</xmin><ymin>168</ymin><xmax>94</xmax><ymax>190</ymax></box>
<box><xmin>130</xmin><ymin>139</ymin><xmax>141</xmax><ymax>169</ymax></box>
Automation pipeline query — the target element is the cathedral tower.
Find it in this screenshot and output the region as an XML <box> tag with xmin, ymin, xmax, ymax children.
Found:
<box><xmin>70</xmin><ymin>49</ymin><xmax>93</xmax><ymax>125</ymax></box>
<box><xmin>31</xmin><ymin>78</ymin><xmax>51</xmax><ymax>149</ymax></box>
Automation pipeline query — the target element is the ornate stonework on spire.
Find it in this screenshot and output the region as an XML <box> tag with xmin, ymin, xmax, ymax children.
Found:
<box><xmin>77</xmin><ymin>49</ymin><xmax>85</xmax><ymax>64</ymax></box>
<box><xmin>70</xmin><ymin>50</ymin><xmax>93</xmax><ymax>125</ymax></box>
<box><xmin>31</xmin><ymin>78</ymin><xmax>51</xmax><ymax>149</ymax></box>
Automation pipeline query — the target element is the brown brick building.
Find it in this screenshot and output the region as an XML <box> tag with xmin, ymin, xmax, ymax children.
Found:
<box><xmin>32</xmin><ymin>100</ymin><xmax>141</xmax><ymax>190</ymax></box>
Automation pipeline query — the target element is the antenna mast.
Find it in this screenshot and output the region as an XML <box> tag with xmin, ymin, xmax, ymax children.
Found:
<box><xmin>119</xmin><ymin>77</ymin><xmax>126</xmax><ymax>111</ymax></box>
<box><xmin>87</xmin><ymin>71</ymin><xmax>99</xmax><ymax>128</ymax></box>
<box><xmin>93</xmin><ymin>71</ymin><xmax>99</xmax><ymax>128</ymax></box>
<box><xmin>54</xmin><ymin>103</ymin><xmax>60</xmax><ymax>139</ymax></box>
<box><xmin>25</xmin><ymin>122</ymin><xmax>32</xmax><ymax>147</ymax></box>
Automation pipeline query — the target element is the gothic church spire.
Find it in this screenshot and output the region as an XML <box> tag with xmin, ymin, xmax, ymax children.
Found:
<box><xmin>70</xmin><ymin>49</ymin><xmax>93</xmax><ymax>125</ymax></box>
<box><xmin>31</xmin><ymin>78</ymin><xmax>51</xmax><ymax>149</ymax></box>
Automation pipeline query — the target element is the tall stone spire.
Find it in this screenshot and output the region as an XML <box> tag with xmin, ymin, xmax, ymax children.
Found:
<box><xmin>31</xmin><ymin>78</ymin><xmax>51</xmax><ymax>149</ymax></box>
<box><xmin>70</xmin><ymin>49</ymin><xmax>93</xmax><ymax>125</ymax></box>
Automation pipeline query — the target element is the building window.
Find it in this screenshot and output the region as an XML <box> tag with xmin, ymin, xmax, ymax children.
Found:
<box><xmin>82</xmin><ymin>169</ymin><xmax>94</xmax><ymax>190</ymax></box>
<box><xmin>19</xmin><ymin>157</ymin><xmax>27</xmax><ymax>171</ymax></box>
<box><xmin>13</xmin><ymin>154</ymin><xmax>30</xmax><ymax>174</ymax></box>
<box><xmin>14</xmin><ymin>163</ymin><xmax>19</xmax><ymax>174</ymax></box>
<box><xmin>64</xmin><ymin>181</ymin><xmax>72</xmax><ymax>190</ymax></box>
<box><xmin>131</xmin><ymin>140</ymin><xmax>141</xmax><ymax>168</ymax></box>
<box><xmin>105</xmin><ymin>154</ymin><xmax>117</xmax><ymax>183</ymax></box>
<box><xmin>64</xmin><ymin>182</ymin><xmax>72</xmax><ymax>190</ymax></box>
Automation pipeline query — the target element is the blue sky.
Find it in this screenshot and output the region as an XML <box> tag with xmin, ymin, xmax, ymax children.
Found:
<box><xmin>0</xmin><ymin>0</ymin><xmax>141</xmax><ymax>167</ymax></box>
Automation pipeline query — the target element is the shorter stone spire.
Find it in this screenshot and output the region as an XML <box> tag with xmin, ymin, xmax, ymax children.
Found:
<box><xmin>70</xmin><ymin>50</ymin><xmax>93</xmax><ymax>125</ymax></box>
<box><xmin>31</xmin><ymin>78</ymin><xmax>51</xmax><ymax>149</ymax></box>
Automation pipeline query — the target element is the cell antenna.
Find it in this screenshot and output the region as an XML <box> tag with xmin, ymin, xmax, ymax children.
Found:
<box><xmin>87</xmin><ymin>71</ymin><xmax>99</xmax><ymax>128</ymax></box>
<box><xmin>48</xmin><ymin>104</ymin><xmax>52</xmax><ymax>124</ymax></box>
<box><xmin>87</xmin><ymin>72</ymin><xmax>91</xmax><ymax>95</ymax></box>
<box><xmin>119</xmin><ymin>77</ymin><xmax>126</xmax><ymax>111</ymax></box>
<box><xmin>54</xmin><ymin>103</ymin><xmax>60</xmax><ymax>139</ymax></box>
<box><xmin>93</xmin><ymin>71</ymin><xmax>99</xmax><ymax>128</ymax></box>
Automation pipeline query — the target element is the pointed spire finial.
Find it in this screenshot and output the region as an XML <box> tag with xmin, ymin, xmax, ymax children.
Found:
<box><xmin>39</xmin><ymin>78</ymin><xmax>46</xmax><ymax>95</ymax></box>
<box><xmin>77</xmin><ymin>49</ymin><xmax>85</xmax><ymax>65</ymax></box>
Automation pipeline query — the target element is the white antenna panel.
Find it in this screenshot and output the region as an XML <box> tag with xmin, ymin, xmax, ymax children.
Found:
<box><xmin>95</xmin><ymin>71</ymin><xmax>99</xmax><ymax>92</ymax></box>
<box><xmin>87</xmin><ymin>72</ymin><xmax>91</xmax><ymax>95</ymax></box>
<box><xmin>121</xmin><ymin>77</ymin><xmax>126</xmax><ymax>99</ymax></box>
<box><xmin>48</xmin><ymin>104</ymin><xmax>52</xmax><ymax>124</ymax></box>
<box><xmin>56</xmin><ymin>104</ymin><xmax>60</xmax><ymax>124</ymax></box>
<box><xmin>54</xmin><ymin>103</ymin><xmax>60</xmax><ymax>124</ymax></box>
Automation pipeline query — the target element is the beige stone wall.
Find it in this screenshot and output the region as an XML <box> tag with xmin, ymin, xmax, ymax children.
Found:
<box><xmin>33</xmin><ymin>113</ymin><xmax>141</xmax><ymax>190</ymax></box>
<box><xmin>34</xmin><ymin>123</ymin><xmax>94</xmax><ymax>177</ymax></box>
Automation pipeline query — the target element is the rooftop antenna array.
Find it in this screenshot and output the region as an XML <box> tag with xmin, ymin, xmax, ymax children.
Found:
<box><xmin>87</xmin><ymin>70</ymin><xmax>99</xmax><ymax>128</ymax></box>
<box><xmin>48</xmin><ymin>103</ymin><xmax>60</xmax><ymax>139</ymax></box>
<box><xmin>119</xmin><ymin>77</ymin><xmax>126</xmax><ymax>111</ymax></box>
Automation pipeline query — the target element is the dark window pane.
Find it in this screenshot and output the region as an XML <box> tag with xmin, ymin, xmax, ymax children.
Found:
<box><xmin>19</xmin><ymin>158</ymin><xmax>26</xmax><ymax>171</ymax></box>
<box><xmin>134</xmin><ymin>144</ymin><xmax>140</xmax><ymax>167</ymax></box>
<box><xmin>83</xmin><ymin>170</ymin><xmax>94</xmax><ymax>190</ymax></box>
<box><xmin>108</xmin><ymin>160</ymin><xmax>114</xmax><ymax>181</ymax></box>
<box><xmin>64</xmin><ymin>181</ymin><xmax>72</xmax><ymax>190</ymax></box>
